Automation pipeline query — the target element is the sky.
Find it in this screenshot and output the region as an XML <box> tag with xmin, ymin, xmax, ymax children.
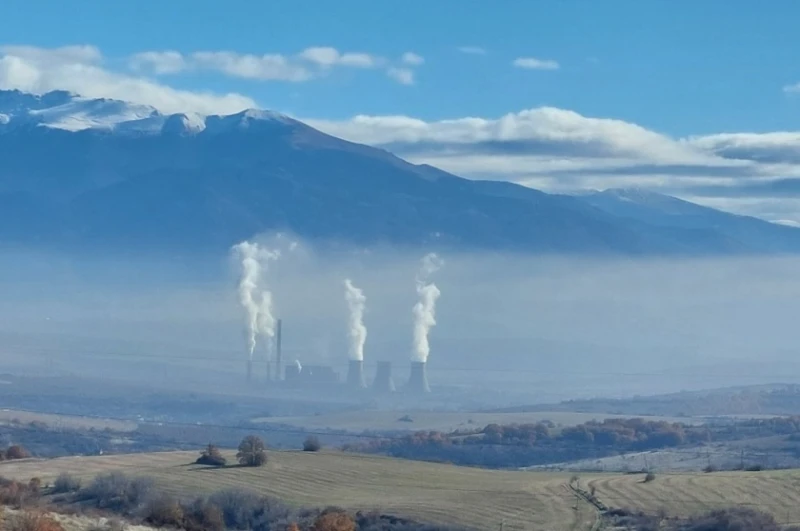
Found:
<box><xmin>3</xmin><ymin>0</ymin><xmax>800</xmax><ymax>223</ymax></box>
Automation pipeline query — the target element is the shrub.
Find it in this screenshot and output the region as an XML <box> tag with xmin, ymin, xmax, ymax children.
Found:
<box><xmin>702</xmin><ymin>465</ymin><xmax>717</xmax><ymax>473</ymax></box>
<box><xmin>52</xmin><ymin>473</ymin><xmax>81</xmax><ymax>493</ymax></box>
<box><xmin>6</xmin><ymin>445</ymin><xmax>31</xmax><ymax>460</ymax></box>
<box><xmin>312</xmin><ymin>509</ymin><xmax>356</xmax><ymax>531</ymax></box>
<box><xmin>80</xmin><ymin>472</ymin><xmax>155</xmax><ymax>513</ymax></box>
<box><xmin>678</xmin><ymin>508</ymin><xmax>783</xmax><ymax>531</ymax></box>
<box><xmin>8</xmin><ymin>512</ymin><xmax>64</xmax><ymax>531</ymax></box>
<box><xmin>303</xmin><ymin>436</ymin><xmax>322</xmax><ymax>452</ymax></box>
<box><xmin>182</xmin><ymin>498</ymin><xmax>225</xmax><ymax>531</ymax></box>
<box><xmin>643</xmin><ymin>472</ymin><xmax>656</xmax><ymax>483</ymax></box>
<box><xmin>0</xmin><ymin>479</ymin><xmax>41</xmax><ymax>508</ymax></box>
<box><xmin>209</xmin><ymin>488</ymin><xmax>290</xmax><ymax>530</ymax></box>
<box><xmin>143</xmin><ymin>496</ymin><xmax>184</xmax><ymax>527</ymax></box>
<box><xmin>196</xmin><ymin>444</ymin><xmax>227</xmax><ymax>467</ymax></box>
<box><xmin>237</xmin><ymin>435</ymin><xmax>267</xmax><ymax>467</ymax></box>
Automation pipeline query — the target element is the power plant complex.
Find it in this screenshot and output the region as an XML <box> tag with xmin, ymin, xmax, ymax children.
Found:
<box><xmin>234</xmin><ymin>241</ymin><xmax>442</xmax><ymax>395</ymax></box>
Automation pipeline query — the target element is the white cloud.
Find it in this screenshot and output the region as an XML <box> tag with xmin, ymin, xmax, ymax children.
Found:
<box><xmin>192</xmin><ymin>51</ymin><xmax>311</xmax><ymax>81</ymax></box>
<box><xmin>783</xmin><ymin>82</ymin><xmax>800</xmax><ymax>93</ymax></box>
<box><xmin>0</xmin><ymin>45</ymin><xmax>255</xmax><ymax>115</ymax></box>
<box><xmin>401</xmin><ymin>52</ymin><xmax>424</xmax><ymax>66</ymax></box>
<box><xmin>386</xmin><ymin>67</ymin><xmax>415</xmax><ymax>85</ymax></box>
<box><xmin>131</xmin><ymin>47</ymin><xmax>387</xmax><ymax>81</ymax></box>
<box><xmin>129</xmin><ymin>51</ymin><xmax>186</xmax><ymax>74</ymax></box>
<box><xmin>297</xmin><ymin>47</ymin><xmax>380</xmax><ymax>68</ymax></box>
<box><xmin>513</xmin><ymin>57</ymin><xmax>560</xmax><ymax>70</ymax></box>
<box><xmin>457</xmin><ymin>46</ymin><xmax>487</xmax><ymax>55</ymax></box>
<box><xmin>305</xmin><ymin>108</ymin><xmax>800</xmax><ymax>223</ymax></box>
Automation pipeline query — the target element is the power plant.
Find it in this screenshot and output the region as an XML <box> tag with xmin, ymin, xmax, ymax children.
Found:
<box><xmin>346</xmin><ymin>359</ymin><xmax>367</xmax><ymax>389</ymax></box>
<box><xmin>407</xmin><ymin>361</ymin><xmax>430</xmax><ymax>393</ymax></box>
<box><xmin>372</xmin><ymin>361</ymin><xmax>395</xmax><ymax>393</ymax></box>
<box><xmin>234</xmin><ymin>241</ymin><xmax>443</xmax><ymax>396</ymax></box>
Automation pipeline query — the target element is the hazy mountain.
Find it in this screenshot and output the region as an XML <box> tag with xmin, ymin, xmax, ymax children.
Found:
<box><xmin>1</xmin><ymin>89</ymin><xmax>798</xmax><ymax>254</ymax></box>
<box><xmin>580</xmin><ymin>188</ymin><xmax>800</xmax><ymax>253</ymax></box>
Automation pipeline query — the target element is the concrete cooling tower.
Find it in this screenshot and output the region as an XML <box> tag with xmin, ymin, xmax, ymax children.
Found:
<box><xmin>372</xmin><ymin>361</ymin><xmax>396</xmax><ymax>393</ymax></box>
<box><xmin>406</xmin><ymin>361</ymin><xmax>430</xmax><ymax>393</ymax></box>
<box><xmin>346</xmin><ymin>359</ymin><xmax>367</xmax><ymax>389</ymax></box>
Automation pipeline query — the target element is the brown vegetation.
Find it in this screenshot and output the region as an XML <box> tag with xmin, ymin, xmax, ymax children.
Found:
<box><xmin>6</xmin><ymin>512</ymin><xmax>64</xmax><ymax>531</ymax></box>
<box><xmin>237</xmin><ymin>435</ymin><xmax>267</xmax><ymax>467</ymax></box>
<box><xmin>195</xmin><ymin>444</ymin><xmax>227</xmax><ymax>467</ymax></box>
<box><xmin>312</xmin><ymin>509</ymin><xmax>355</xmax><ymax>531</ymax></box>
<box><xmin>0</xmin><ymin>444</ymin><xmax>32</xmax><ymax>461</ymax></box>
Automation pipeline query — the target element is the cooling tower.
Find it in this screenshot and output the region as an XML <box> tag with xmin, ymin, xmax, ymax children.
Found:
<box><xmin>346</xmin><ymin>359</ymin><xmax>367</xmax><ymax>389</ymax></box>
<box><xmin>407</xmin><ymin>361</ymin><xmax>430</xmax><ymax>393</ymax></box>
<box><xmin>372</xmin><ymin>361</ymin><xmax>395</xmax><ymax>393</ymax></box>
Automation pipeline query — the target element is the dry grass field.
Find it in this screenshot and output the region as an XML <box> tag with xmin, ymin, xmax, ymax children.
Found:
<box><xmin>585</xmin><ymin>470</ymin><xmax>800</xmax><ymax>526</ymax></box>
<box><xmin>0</xmin><ymin>450</ymin><xmax>594</xmax><ymax>531</ymax></box>
<box><xmin>1</xmin><ymin>450</ymin><xmax>799</xmax><ymax>529</ymax></box>
<box><xmin>253</xmin><ymin>409</ymin><xmax>694</xmax><ymax>433</ymax></box>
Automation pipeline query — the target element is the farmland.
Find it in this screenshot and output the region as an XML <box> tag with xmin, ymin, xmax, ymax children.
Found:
<box><xmin>1</xmin><ymin>450</ymin><xmax>800</xmax><ymax>529</ymax></box>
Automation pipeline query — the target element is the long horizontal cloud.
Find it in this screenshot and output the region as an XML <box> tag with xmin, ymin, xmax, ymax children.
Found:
<box><xmin>306</xmin><ymin>110</ymin><xmax>800</xmax><ymax>224</ymax></box>
<box><xmin>130</xmin><ymin>47</ymin><xmax>420</xmax><ymax>84</ymax></box>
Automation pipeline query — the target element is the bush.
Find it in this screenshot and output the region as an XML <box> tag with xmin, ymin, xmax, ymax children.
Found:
<box><xmin>237</xmin><ymin>435</ymin><xmax>267</xmax><ymax>467</ymax></box>
<box><xmin>52</xmin><ymin>473</ymin><xmax>81</xmax><ymax>493</ymax></box>
<box><xmin>79</xmin><ymin>472</ymin><xmax>155</xmax><ymax>513</ymax></box>
<box><xmin>303</xmin><ymin>436</ymin><xmax>322</xmax><ymax>452</ymax></box>
<box><xmin>313</xmin><ymin>509</ymin><xmax>356</xmax><ymax>531</ymax></box>
<box><xmin>196</xmin><ymin>444</ymin><xmax>227</xmax><ymax>467</ymax></box>
<box><xmin>643</xmin><ymin>472</ymin><xmax>656</xmax><ymax>483</ymax></box>
<box><xmin>0</xmin><ymin>478</ymin><xmax>41</xmax><ymax>507</ymax></box>
<box><xmin>209</xmin><ymin>488</ymin><xmax>290</xmax><ymax>530</ymax></box>
<box><xmin>6</xmin><ymin>445</ymin><xmax>31</xmax><ymax>460</ymax></box>
<box><xmin>678</xmin><ymin>508</ymin><xmax>784</xmax><ymax>531</ymax></box>
<box><xmin>182</xmin><ymin>498</ymin><xmax>225</xmax><ymax>531</ymax></box>
<box><xmin>8</xmin><ymin>512</ymin><xmax>64</xmax><ymax>531</ymax></box>
<box><xmin>143</xmin><ymin>496</ymin><xmax>184</xmax><ymax>527</ymax></box>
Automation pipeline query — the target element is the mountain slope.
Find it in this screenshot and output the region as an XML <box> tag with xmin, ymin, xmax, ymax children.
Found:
<box><xmin>580</xmin><ymin>188</ymin><xmax>800</xmax><ymax>253</ymax></box>
<box><xmin>0</xmin><ymin>89</ymin><xmax>798</xmax><ymax>254</ymax></box>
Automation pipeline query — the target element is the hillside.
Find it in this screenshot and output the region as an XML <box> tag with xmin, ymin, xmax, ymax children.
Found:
<box><xmin>2</xmin><ymin>90</ymin><xmax>800</xmax><ymax>254</ymax></box>
<box><xmin>0</xmin><ymin>450</ymin><xmax>590</xmax><ymax>531</ymax></box>
<box><xmin>3</xmin><ymin>450</ymin><xmax>800</xmax><ymax>529</ymax></box>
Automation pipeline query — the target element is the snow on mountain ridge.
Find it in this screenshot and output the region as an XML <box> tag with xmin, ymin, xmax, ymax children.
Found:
<box><xmin>0</xmin><ymin>89</ymin><xmax>290</xmax><ymax>135</ymax></box>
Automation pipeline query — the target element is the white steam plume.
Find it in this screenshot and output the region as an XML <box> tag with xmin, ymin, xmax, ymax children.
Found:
<box><xmin>232</xmin><ymin>241</ymin><xmax>280</xmax><ymax>361</ymax></box>
<box><xmin>412</xmin><ymin>253</ymin><xmax>443</xmax><ymax>363</ymax></box>
<box><xmin>344</xmin><ymin>279</ymin><xmax>367</xmax><ymax>361</ymax></box>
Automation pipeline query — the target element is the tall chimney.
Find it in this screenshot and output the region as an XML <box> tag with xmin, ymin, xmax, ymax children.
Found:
<box><xmin>407</xmin><ymin>361</ymin><xmax>430</xmax><ymax>393</ymax></box>
<box><xmin>275</xmin><ymin>319</ymin><xmax>283</xmax><ymax>381</ymax></box>
<box><xmin>347</xmin><ymin>359</ymin><xmax>367</xmax><ymax>389</ymax></box>
<box><xmin>246</xmin><ymin>359</ymin><xmax>253</xmax><ymax>382</ymax></box>
<box><xmin>372</xmin><ymin>361</ymin><xmax>395</xmax><ymax>393</ymax></box>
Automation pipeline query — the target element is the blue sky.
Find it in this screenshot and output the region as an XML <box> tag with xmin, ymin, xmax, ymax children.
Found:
<box><xmin>3</xmin><ymin>0</ymin><xmax>800</xmax><ymax>134</ymax></box>
<box><xmin>4</xmin><ymin>0</ymin><xmax>800</xmax><ymax>224</ymax></box>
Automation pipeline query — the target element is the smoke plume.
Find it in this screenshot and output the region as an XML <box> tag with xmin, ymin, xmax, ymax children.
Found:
<box><xmin>232</xmin><ymin>241</ymin><xmax>280</xmax><ymax>360</ymax></box>
<box><xmin>412</xmin><ymin>253</ymin><xmax>443</xmax><ymax>363</ymax></box>
<box><xmin>344</xmin><ymin>279</ymin><xmax>367</xmax><ymax>361</ymax></box>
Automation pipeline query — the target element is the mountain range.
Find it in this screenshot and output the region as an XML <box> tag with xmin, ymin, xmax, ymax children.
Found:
<box><xmin>1</xmin><ymin>89</ymin><xmax>798</xmax><ymax>255</ymax></box>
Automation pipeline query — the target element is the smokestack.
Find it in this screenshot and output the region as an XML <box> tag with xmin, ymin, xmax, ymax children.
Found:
<box><xmin>372</xmin><ymin>361</ymin><xmax>395</xmax><ymax>393</ymax></box>
<box><xmin>407</xmin><ymin>361</ymin><xmax>430</xmax><ymax>393</ymax></box>
<box><xmin>246</xmin><ymin>359</ymin><xmax>253</xmax><ymax>382</ymax></box>
<box><xmin>275</xmin><ymin>319</ymin><xmax>283</xmax><ymax>381</ymax></box>
<box><xmin>346</xmin><ymin>360</ymin><xmax>367</xmax><ymax>389</ymax></box>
